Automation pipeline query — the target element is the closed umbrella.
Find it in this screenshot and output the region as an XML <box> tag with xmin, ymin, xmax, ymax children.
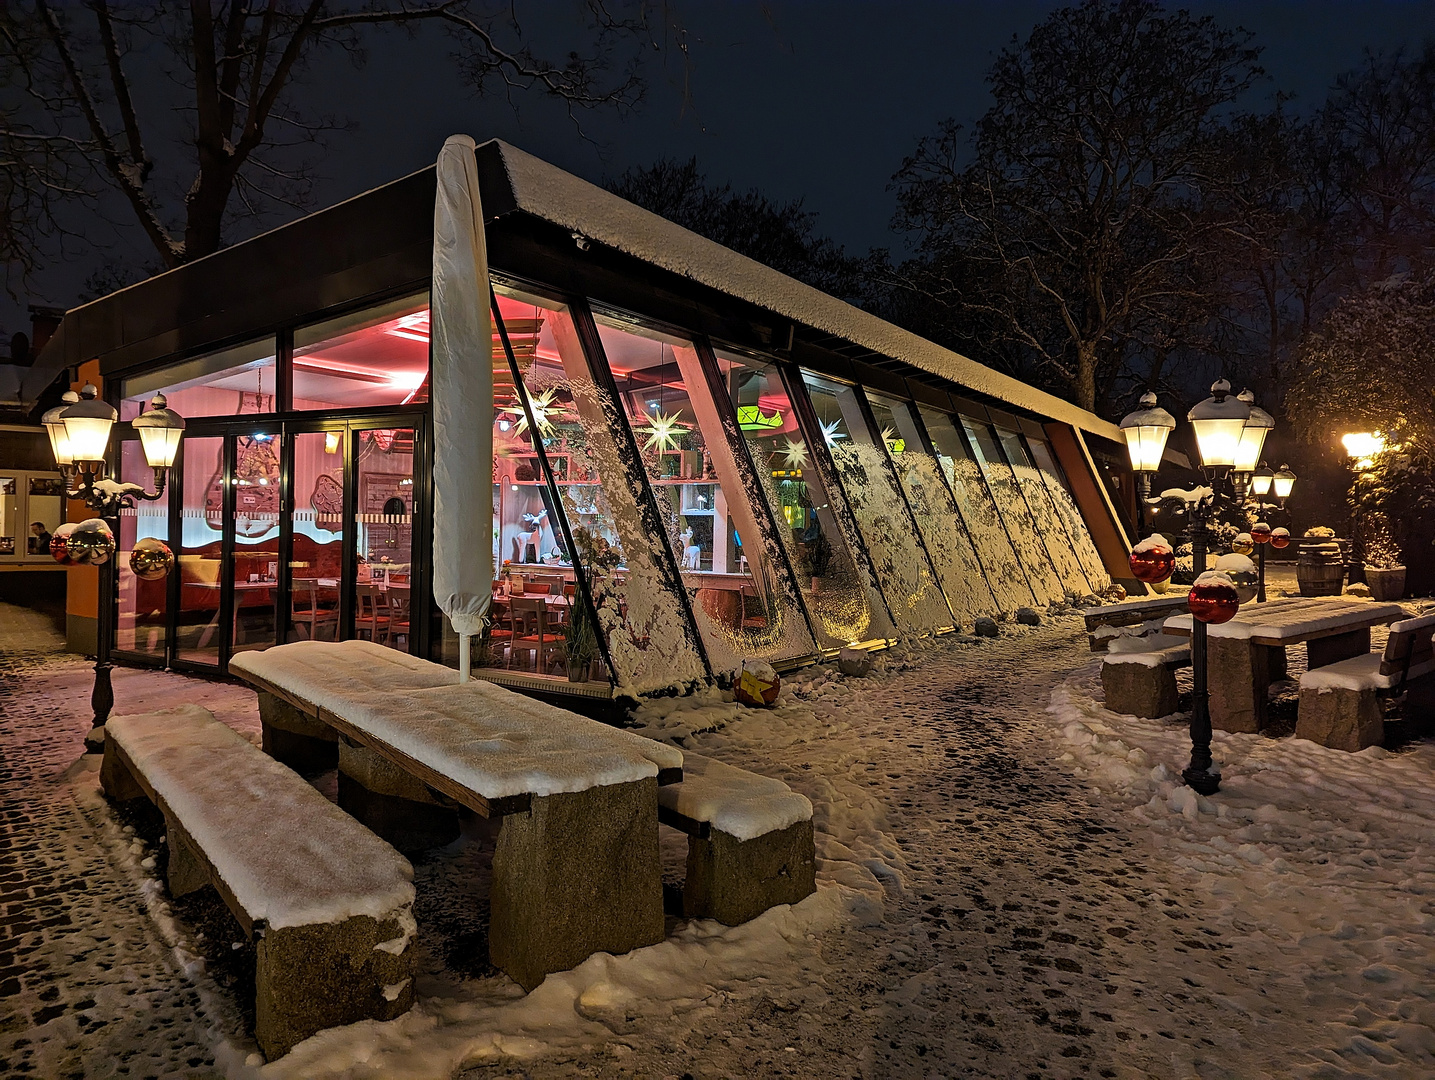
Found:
<box><xmin>431</xmin><ymin>134</ymin><xmax>492</xmax><ymax>680</ymax></box>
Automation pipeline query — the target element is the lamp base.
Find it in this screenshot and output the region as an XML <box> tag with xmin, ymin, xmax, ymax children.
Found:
<box><xmin>1181</xmin><ymin>765</ymin><xmax>1220</xmax><ymax>795</ymax></box>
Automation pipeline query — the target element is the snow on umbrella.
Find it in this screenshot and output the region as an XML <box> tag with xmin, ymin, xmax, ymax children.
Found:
<box><xmin>431</xmin><ymin>135</ymin><xmax>493</xmax><ymax>679</ymax></box>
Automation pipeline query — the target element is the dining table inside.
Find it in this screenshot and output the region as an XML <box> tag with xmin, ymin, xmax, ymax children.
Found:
<box><xmin>1162</xmin><ymin>596</ymin><xmax>1408</xmax><ymax>733</ymax></box>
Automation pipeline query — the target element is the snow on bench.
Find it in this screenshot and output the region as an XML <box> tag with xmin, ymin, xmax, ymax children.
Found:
<box><xmin>1103</xmin><ymin>633</ymin><xmax>1191</xmax><ymax>669</ymax></box>
<box><xmin>229</xmin><ymin>639</ymin><xmax>458</xmax><ymax>714</ymax></box>
<box><xmin>657</xmin><ymin>752</ymin><xmax>816</xmax><ymax>926</ymax></box>
<box><xmin>100</xmin><ymin>704</ymin><xmax>415</xmax><ymax>1058</ymax></box>
<box><xmin>1297</xmin><ymin>612</ymin><xmax>1435</xmax><ymax>752</ymax></box>
<box><xmin>1101</xmin><ymin>634</ymin><xmax>1190</xmax><ymax>719</ymax></box>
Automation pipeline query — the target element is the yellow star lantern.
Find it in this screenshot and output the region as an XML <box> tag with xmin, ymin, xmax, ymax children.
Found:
<box><xmin>641</xmin><ymin>407</ymin><xmax>686</xmax><ymax>452</ymax></box>
<box><xmin>781</xmin><ymin>438</ymin><xmax>808</xmax><ymax>470</ymax></box>
<box><xmin>500</xmin><ymin>387</ymin><xmax>559</xmax><ymax>437</ymax></box>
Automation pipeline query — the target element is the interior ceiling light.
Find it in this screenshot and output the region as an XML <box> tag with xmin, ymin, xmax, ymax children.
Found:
<box><xmin>737</xmin><ymin>404</ymin><xmax>784</xmax><ymax>431</ymax></box>
<box><xmin>384</xmin><ymin>311</ymin><xmax>431</xmax><ymax>342</ymax></box>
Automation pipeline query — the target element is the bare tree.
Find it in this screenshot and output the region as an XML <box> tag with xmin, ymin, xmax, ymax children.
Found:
<box><xmin>889</xmin><ymin>0</ymin><xmax>1264</xmax><ymax>416</ymax></box>
<box><xmin>1</xmin><ymin>0</ymin><xmax>665</xmax><ymax>283</ymax></box>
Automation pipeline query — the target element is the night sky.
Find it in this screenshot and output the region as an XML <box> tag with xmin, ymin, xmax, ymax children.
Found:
<box><xmin>11</xmin><ymin>0</ymin><xmax>1435</xmax><ymax>333</ymax></box>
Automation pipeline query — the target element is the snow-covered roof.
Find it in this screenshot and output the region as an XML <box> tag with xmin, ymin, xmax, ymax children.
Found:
<box><xmin>485</xmin><ymin>141</ymin><xmax>1123</xmax><ymax>443</ymax></box>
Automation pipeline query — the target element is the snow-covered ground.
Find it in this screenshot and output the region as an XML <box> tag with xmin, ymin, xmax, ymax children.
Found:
<box><xmin>3</xmin><ymin>600</ymin><xmax>1433</xmax><ymax>1079</ymax></box>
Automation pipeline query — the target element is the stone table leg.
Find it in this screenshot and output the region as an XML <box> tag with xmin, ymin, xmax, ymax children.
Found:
<box><xmin>490</xmin><ymin>776</ymin><xmax>664</xmax><ymax>992</ymax></box>
<box><xmin>336</xmin><ymin>737</ymin><xmax>459</xmax><ymax>853</ymax></box>
<box><xmin>1208</xmin><ymin>638</ymin><xmax>1271</xmax><ymax>734</ymax></box>
<box><xmin>1268</xmin><ymin>645</ymin><xmax>1288</xmax><ymax>683</ymax></box>
<box><xmin>1307</xmin><ymin>628</ymin><xmax>1372</xmax><ymax>670</ymax></box>
<box><xmin>259</xmin><ymin>691</ymin><xmax>337</xmax><ymax>775</ymax></box>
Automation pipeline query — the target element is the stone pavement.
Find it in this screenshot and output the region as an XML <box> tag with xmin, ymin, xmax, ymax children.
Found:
<box><xmin>0</xmin><ymin>606</ymin><xmax>232</xmax><ymax>1078</ymax></box>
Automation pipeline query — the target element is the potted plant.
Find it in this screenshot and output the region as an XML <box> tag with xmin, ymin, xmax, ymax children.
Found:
<box><xmin>1296</xmin><ymin>526</ymin><xmax>1345</xmax><ymax>596</ymax></box>
<box><xmin>1362</xmin><ymin>515</ymin><xmax>1406</xmax><ymax>601</ymax></box>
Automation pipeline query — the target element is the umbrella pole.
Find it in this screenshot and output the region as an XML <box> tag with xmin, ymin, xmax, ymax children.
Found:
<box><xmin>460</xmin><ymin>633</ymin><xmax>472</xmax><ymax>682</ymax></box>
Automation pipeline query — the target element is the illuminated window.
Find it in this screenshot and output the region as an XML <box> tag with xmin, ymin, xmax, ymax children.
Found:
<box><xmin>292</xmin><ymin>294</ymin><xmax>430</xmax><ymax>410</ymax></box>
<box><xmin>121</xmin><ymin>338</ymin><xmax>277</xmax><ymax>420</ymax></box>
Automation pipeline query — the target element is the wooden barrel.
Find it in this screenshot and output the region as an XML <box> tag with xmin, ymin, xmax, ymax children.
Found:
<box><xmin>1296</xmin><ymin>542</ymin><xmax>1345</xmax><ymax>596</ymax></box>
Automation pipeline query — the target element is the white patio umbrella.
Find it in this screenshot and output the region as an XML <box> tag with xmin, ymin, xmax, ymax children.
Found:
<box><xmin>431</xmin><ymin>135</ymin><xmax>493</xmax><ymax>680</ymax></box>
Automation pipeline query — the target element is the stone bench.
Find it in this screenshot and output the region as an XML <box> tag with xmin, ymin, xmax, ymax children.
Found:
<box><xmin>1100</xmin><ymin>634</ymin><xmax>1191</xmax><ymax>718</ymax></box>
<box><xmin>657</xmin><ymin>752</ymin><xmax>816</xmax><ymax>926</ymax></box>
<box><xmin>1297</xmin><ymin>612</ymin><xmax>1435</xmax><ymax>751</ymax></box>
<box><xmin>100</xmin><ymin>704</ymin><xmax>416</xmax><ymax>1059</ymax></box>
<box><xmin>230</xmin><ymin>641</ymin><xmax>684</xmax><ymax>993</ymax></box>
<box><xmin>1082</xmin><ymin>594</ymin><xmax>1189</xmax><ymax>651</ymax></box>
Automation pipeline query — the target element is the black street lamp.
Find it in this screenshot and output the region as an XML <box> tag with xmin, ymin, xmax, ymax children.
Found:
<box><xmin>45</xmin><ymin>384</ymin><xmax>185</xmax><ymax>752</ymax></box>
<box><xmin>1118</xmin><ymin>391</ymin><xmax>1175</xmax><ymax>535</ymax></box>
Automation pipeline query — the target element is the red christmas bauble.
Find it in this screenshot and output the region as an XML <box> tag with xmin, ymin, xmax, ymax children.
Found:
<box><xmin>1250</xmin><ymin>522</ymin><xmax>1273</xmax><ymax>544</ymax></box>
<box><xmin>1129</xmin><ymin>543</ymin><xmax>1175</xmax><ymax>584</ymax></box>
<box><xmin>1270</xmin><ymin>528</ymin><xmax>1291</xmax><ymax>549</ymax></box>
<box><xmin>1189</xmin><ymin>580</ymin><xmax>1241</xmax><ymax>624</ymax></box>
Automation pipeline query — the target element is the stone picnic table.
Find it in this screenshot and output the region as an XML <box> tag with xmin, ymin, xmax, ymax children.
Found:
<box><xmin>228</xmin><ymin>641</ymin><xmax>682</xmax><ymax>991</ymax></box>
<box><xmin>1162</xmin><ymin>597</ymin><xmax>1408</xmax><ymax>733</ymax></box>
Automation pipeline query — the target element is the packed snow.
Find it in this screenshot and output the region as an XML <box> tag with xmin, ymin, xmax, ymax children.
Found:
<box><xmin>1103</xmin><ymin>633</ymin><xmax>1190</xmax><ymax>668</ymax></box>
<box><xmin>1165</xmin><ymin>596</ymin><xmax>1407</xmax><ymax>640</ymax></box>
<box><xmin>229</xmin><ymin>639</ymin><xmax>458</xmax><ymax>710</ymax></box>
<box><xmin>106</xmin><ymin>705</ymin><xmax>415</xmax><ymax>932</ymax></box>
<box><xmin>7</xmin><ymin>603</ymin><xmax>1434</xmax><ymax>1078</ymax></box>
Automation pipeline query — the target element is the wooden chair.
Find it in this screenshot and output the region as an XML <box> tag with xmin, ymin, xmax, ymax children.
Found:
<box><xmin>355</xmin><ymin>584</ymin><xmax>390</xmax><ymax>643</ymax></box>
<box><xmin>291</xmin><ymin>579</ymin><xmax>340</xmax><ymax>641</ymax></box>
<box><xmin>383</xmin><ymin>586</ymin><xmax>411</xmax><ymax>648</ymax></box>
<box><xmin>507</xmin><ymin>597</ymin><xmax>566</xmax><ymax>674</ymax></box>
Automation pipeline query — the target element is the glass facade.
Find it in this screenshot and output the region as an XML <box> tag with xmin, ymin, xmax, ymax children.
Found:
<box><xmin>721</xmin><ymin>351</ymin><xmax>892</xmax><ymax>647</ymax></box>
<box><xmin>106</xmin><ymin>271</ymin><xmax>1117</xmax><ymax>691</ymax></box>
<box><xmin>801</xmin><ymin>372</ymin><xmax>952</xmax><ymax>634</ymax></box>
<box><xmin>0</xmin><ymin>470</ymin><xmax>64</xmax><ymax>560</ymax></box>
<box><xmin>864</xmin><ymin>391</ymin><xmax>995</xmax><ymax>625</ymax></box>
<box><xmin>121</xmin><ymin>338</ymin><xmax>278</xmax><ymax>421</ymax></box>
<box><xmin>293</xmin><ymin>295</ymin><xmax>431</xmax><ymax>410</ymax></box>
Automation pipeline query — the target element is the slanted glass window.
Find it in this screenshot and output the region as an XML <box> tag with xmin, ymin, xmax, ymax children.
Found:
<box><xmin>918</xmin><ymin>407</ymin><xmax>1035</xmax><ymax>611</ymax></box>
<box><xmin>800</xmin><ymin>372</ymin><xmax>952</xmax><ymax>633</ymax></box>
<box><xmin>293</xmin><ymin>294</ymin><xmax>430</xmax><ymax>410</ymax></box>
<box><xmin>121</xmin><ymin>338</ymin><xmax>277</xmax><ymax>420</ymax></box>
<box><xmin>594</xmin><ymin>317</ymin><xmax>816</xmax><ymax>669</ymax></box>
<box><xmin>961</xmin><ymin>417</ymin><xmax>1066</xmax><ymax>603</ymax></box>
<box><xmin>864</xmin><ymin>390</ymin><xmax>996</xmax><ymax>624</ymax></box>
<box><xmin>463</xmin><ymin>288</ymin><xmax>705</xmax><ymax>694</ymax></box>
<box><xmin>993</xmin><ymin>426</ymin><xmax>1093</xmax><ymax>596</ymax></box>
<box><xmin>718</xmin><ymin>351</ymin><xmax>891</xmax><ymax>647</ymax></box>
<box><xmin>1026</xmin><ymin>436</ymin><xmax>1111</xmax><ymax>591</ymax></box>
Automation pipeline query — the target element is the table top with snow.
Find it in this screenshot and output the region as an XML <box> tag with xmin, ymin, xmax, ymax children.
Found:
<box><xmin>317</xmin><ymin>681</ymin><xmax>683</xmax><ymax>800</ymax></box>
<box><xmin>1162</xmin><ymin>597</ymin><xmax>1407</xmax><ymax>643</ymax></box>
<box><xmin>229</xmin><ymin>639</ymin><xmax>459</xmax><ymax>712</ymax></box>
<box><xmin>107</xmin><ymin>705</ymin><xmax>415</xmax><ymax>933</ymax></box>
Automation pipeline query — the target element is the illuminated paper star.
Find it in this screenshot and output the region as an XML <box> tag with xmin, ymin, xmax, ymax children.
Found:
<box><xmin>641</xmin><ymin>407</ymin><xmax>686</xmax><ymax>452</ymax></box>
<box><xmin>781</xmin><ymin>438</ymin><xmax>808</xmax><ymax>470</ymax></box>
<box><xmin>500</xmin><ymin>387</ymin><xmax>559</xmax><ymax>436</ymax></box>
<box><xmin>820</xmin><ymin>418</ymin><xmax>845</xmax><ymax>446</ymax></box>
<box><xmin>881</xmin><ymin>426</ymin><xmax>906</xmax><ymax>454</ymax></box>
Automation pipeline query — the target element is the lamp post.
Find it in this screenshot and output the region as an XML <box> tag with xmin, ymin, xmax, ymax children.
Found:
<box><xmin>1118</xmin><ymin>391</ymin><xmax>1175</xmax><ymax>535</ymax></box>
<box><xmin>47</xmin><ymin>384</ymin><xmax>185</xmax><ymax>751</ymax></box>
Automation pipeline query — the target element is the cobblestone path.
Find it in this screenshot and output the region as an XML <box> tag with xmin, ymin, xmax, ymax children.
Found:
<box><xmin>0</xmin><ymin>609</ymin><xmax>226</xmax><ymax>1079</ymax></box>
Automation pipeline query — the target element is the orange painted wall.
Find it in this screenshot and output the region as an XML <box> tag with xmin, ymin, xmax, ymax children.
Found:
<box><xmin>64</xmin><ymin>360</ymin><xmax>101</xmax><ymax>622</ymax></box>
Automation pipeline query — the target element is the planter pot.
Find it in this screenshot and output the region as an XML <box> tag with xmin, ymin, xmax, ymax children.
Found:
<box><xmin>1297</xmin><ymin>541</ymin><xmax>1346</xmax><ymax>597</ymax></box>
<box><xmin>1364</xmin><ymin>566</ymin><xmax>1406</xmax><ymax>602</ymax></box>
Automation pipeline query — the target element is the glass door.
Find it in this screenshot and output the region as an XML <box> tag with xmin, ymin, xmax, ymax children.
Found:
<box><xmin>230</xmin><ymin>428</ymin><xmax>283</xmax><ymax>654</ymax></box>
<box><xmin>288</xmin><ymin>428</ymin><xmax>346</xmax><ymax>643</ymax></box>
<box><xmin>351</xmin><ymin>426</ymin><xmax>415</xmax><ymax>653</ymax></box>
<box><xmin>174</xmin><ymin>435</ymin><xmax>227</xmax><ymax>666</ymax></box>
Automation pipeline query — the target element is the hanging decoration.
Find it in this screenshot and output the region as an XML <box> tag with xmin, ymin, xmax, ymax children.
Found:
<box><xmin>1189</xmin><ymin>571</ymin><xmax>1240</xmax><ymax>624</ymax></box>
<box><xmin>781</xmin><ymin>438</ymin><xmax>808</xmax><ymax>470</ymax></box>
<box><xmin>1271</xmin><ymin>527</ymin><xmax>1291</xmax><ymax>549</ymax></box>
<box><xmin>499</xmin><ymin>387</ymin><xmax>558</xmax><ymax>437</ymax></box>
<box><xmin>737</xmin><ymin>404</ymin><xmax>784</xmax><ymax>431</ymax></box>
<box><xmin>640</xmin><ymin>407</ymin><xmax>686</xmax><ymax>452</ymax></box>
<box><xmin>819</xmin><ymin>418</ymin><xmax>845</xmax><ymax>446</ymax></box>
<box><xmin>880</xmin><ymin>426</ymin><xmax>905</xmax><ymax>454</ymax></box>
<box><xmin>66</xmin><ymin>518</ymin><xmax>116</xmax><ymax>566</ymax></box>
<box><xmin>50</xmin><ymin>522</ymin><xmax>77</xmax><ymax>564</ymax></box>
